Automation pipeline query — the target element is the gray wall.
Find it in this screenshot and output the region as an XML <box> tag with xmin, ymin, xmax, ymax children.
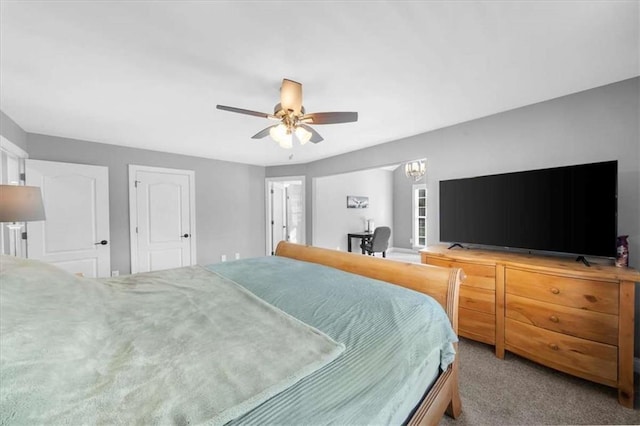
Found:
<box><xmin>392</xmin><ymin>164</ymin><xmax>425</xmax><ymax>249</ymax></box>
<box><xmin>314</xmin><ymin>168</ymin><xmax>394</xmax><ymax>251</ymax></box>
<box><xmin>267</xmin><ymin>77</ymin><xmax>640</xmax><ymax>357</ymax></box>
<box><xmin>0</xmin><ymin>111</ymin><xmax>28</xmax><ymax>152</ymax></box>
<box><xmin>27</xmin><ymin>134</ymin><xmax>266</xmax><ymax>274</ymax></box>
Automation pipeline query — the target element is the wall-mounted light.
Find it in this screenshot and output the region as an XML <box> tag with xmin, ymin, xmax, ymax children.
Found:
<box><xmin>405</xmin><ymin>159</ymin><xmax>426</xmax><ymax>181</ymax></box>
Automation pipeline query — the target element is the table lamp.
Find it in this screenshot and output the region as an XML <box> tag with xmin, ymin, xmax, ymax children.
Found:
<box><xmin>0</xmin><ymin>185</ymin><xmax>46</xmax><ymax>256</ymax></box>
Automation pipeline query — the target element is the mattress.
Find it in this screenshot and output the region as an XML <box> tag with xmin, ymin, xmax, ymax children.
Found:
<box><xmin>209</xmin><ymin>256</ymin><xmax>457</xmax><ymax>425</ymax></box>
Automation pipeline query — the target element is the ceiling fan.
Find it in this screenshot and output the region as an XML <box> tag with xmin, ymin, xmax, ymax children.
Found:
<box><xmin>216</xmin><ymin>79</ymin><xmax>358</xmax><ymax>149</ymax></box>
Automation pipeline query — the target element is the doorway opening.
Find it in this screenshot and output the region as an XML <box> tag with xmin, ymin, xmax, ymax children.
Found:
<box><xmin>265</xmin><ymin>177</ymin><xmax>305</xmax><ymax>255</ymax></box>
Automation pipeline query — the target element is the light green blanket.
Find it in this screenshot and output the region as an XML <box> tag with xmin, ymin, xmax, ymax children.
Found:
<box><xmin>0</xmin><ymin>256</ymin><xmax>344</xmax><ymax>425</ymax></box>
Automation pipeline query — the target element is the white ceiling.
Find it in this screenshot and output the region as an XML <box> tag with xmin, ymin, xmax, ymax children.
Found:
<box><xmin>1</xmin><ymin>1</ymin><xmax>638</xmax><ymax>167</ymax></box>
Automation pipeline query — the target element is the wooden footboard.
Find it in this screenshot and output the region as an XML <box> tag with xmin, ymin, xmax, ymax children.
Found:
<box><xmin>275</xmin><ymin>242</ymin><xmax>464</xmax><ymax>424</ymax></box>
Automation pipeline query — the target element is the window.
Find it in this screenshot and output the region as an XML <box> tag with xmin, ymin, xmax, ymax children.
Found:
<box><xmin>413</xmin><ymin>184</ymin><xmax>427</xmax><ymax>248</ymax></box>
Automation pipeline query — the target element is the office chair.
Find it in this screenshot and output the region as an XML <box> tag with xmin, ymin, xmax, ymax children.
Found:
<box><xmin>360</xmin><ymin>226</ymin><xmax>391</xmax><ymax>257</ymax></box>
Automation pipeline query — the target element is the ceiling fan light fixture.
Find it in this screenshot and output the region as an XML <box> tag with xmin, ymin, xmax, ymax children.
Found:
<box><xmin>269</xmin><ymin>123</ymin><xmax>292</xmax><ymax>149</ymax></box>
<box><xmin>278</xmin><ymin>135</ymin><xmax>293</xmax><ymax>149</ymax></box>
<box><xmin>294</xmin><ymin>126</ymin><xmax>312</xmax><ymax>145</ymax></box>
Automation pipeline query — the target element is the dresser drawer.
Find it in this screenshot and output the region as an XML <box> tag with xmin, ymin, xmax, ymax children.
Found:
<box><xmin>460</xmin><ymin>285</ymin><xmax>495</xmax><ymax>314</ymax></box>
<box><xmin>425</xmin><ymin>257</ymin><xmax>495</xmax><ymax>290</ymax></box>
<box><xmin>459</xmin><ymin>308</ymin><xmax>495</xmax><ymax>344</ymax></box>
<box><xmin>505</xmin><ymin>268</ymin><xmax>619</xmax><ymax>315</ymax></box>
<box><xmin>505</xmin><ymin>318</ymin><xmax>617</xmax><ymax>387</ymax></box>
<box><xmin>506</xmin><ymin>294</ymin><xmax>618</xmax><ymax>345</ymax></box>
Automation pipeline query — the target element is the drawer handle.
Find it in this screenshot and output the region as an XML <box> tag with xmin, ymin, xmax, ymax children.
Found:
<box><xmin>549</xmin><ymin>315</ymin><xmax>559</xmax><ymax>323</ymax></box>
<box><xmin>549</xmin><ymin>343</ymin><xmax>559</xmax><ymax>351</ymax></box>
<box><xmin>550</xmin><ymin>287</ymin><xmax>560</xmax><ymax>295</ymax></box>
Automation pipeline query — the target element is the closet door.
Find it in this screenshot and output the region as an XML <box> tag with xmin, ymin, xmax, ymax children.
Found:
<box><xmin>129</xmin><ymin>165</ymin><xmax>196</xmax><ymax>273</ymax></box>
<box><xmin>26</xmin><ymin>159</ymin><xmax>111</xmax><ymax>278</ymax></box>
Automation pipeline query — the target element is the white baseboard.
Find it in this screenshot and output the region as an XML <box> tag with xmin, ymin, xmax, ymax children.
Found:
<box><xmin>635</xmin><ymin>357</ymin><xmax>640</xmax><ymax>373</ymax></box>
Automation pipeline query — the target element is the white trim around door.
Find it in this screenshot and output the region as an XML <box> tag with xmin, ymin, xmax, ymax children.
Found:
<box><xmin>265</xmin><ymin>176</ymin><xmax>305</xmax><ymax>256</ymax></box>
<box><xmin>1</xmin><ymin>135</ymin><xmax>29</xmax><ymax>257</ymax></box>
<box><xmin>0</xmin><ymin>135</ymin><xmax>28</xmax><ymax>160</ymax></box>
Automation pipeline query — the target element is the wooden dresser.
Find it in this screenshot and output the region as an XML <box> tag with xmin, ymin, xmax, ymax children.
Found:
<box><xmin>421</xmin><ymin>253</ymin><xmax>499</xmax><ymax>346</ymax></box>
<box><xmin>421</xmin><ymin>245</ymin><xmax>639</xmax><ymax>408</ymax></box>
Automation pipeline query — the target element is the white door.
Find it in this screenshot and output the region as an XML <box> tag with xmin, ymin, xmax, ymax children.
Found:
<box><xmin>129</xmin><ymin>165</ymin><xmax>196</xmax><ymax>273</ymax></box>
<box><xmin>26</xmin><ymin>159</ymin><xmax>111</xmax><ymax>277</ymax></box>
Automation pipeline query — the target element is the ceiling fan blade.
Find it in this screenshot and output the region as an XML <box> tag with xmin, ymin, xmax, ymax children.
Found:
<box><xmin>217</xmin><ymin>105</ymin><xmax>278</xmax><ymax>120</ymax></box>
<box><xmin>299</xmin><ymin>124</ymin><xmax>324</xmax><ymax>143</ymax></box>
<box><xmin>280</xmin><ymin>79</ymin><xmax>302</xmax><ymax>115</ymax></box>
<box><xmin>251</xmin><ymin>125</ymin><xmax>276</xmax><ymax>139</ymax></box>
<box><xmin>301</xmin><ymin>111</ymin><xmax>358</xmax><ymax>125</ymax></box>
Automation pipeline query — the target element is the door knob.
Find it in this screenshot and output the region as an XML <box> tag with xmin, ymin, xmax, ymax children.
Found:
<box><xmin>95</xmin><ymin>240</ymin><xmax>108</xmax><ymax>245</ymax></box>
<box><xmin>182</xmin><ymin>234</ymin><xmax>190</xmax><ymax>238</ymax></box>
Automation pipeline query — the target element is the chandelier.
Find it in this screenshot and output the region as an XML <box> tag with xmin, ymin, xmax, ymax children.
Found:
<box><xmin>405</xmin><ymin>159</ymin><xmax>426</xmax><ymax>181</ymax></box>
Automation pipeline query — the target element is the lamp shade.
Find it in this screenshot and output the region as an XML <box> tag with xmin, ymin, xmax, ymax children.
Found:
<box><xmin>294</xmin><ymin>126</ymin><xmax>312</xmax><ymax>145</ymax></box>
<box><xmin>269</xmin><ymin>123</ymin><xmax>293</xmax><ymax>149</ymax></box>
<box><xmin>0</xmin><ymin>185</ymin><xmax>46</xmax><ymax>222</ymax></box>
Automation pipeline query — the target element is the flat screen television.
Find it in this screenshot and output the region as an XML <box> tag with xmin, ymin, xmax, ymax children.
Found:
<box><xmin>439</xmin><ymin>161</ymin><xmax>618</xmax><ymax>258</ymax></box>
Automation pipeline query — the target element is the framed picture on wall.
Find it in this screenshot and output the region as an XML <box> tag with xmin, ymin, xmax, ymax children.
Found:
<box><xmin>346</xmin><ymin>195</ymin><xmax>369</xmax><ymax>208</ymax></box>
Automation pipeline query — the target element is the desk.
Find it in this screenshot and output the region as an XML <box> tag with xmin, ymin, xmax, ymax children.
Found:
<box><xmin>347</xmin><ymin>232</ymin><xmax>373</xmax><ymax>254</ymax></box>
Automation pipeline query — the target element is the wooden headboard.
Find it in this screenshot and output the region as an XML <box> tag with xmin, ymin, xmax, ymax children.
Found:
<box><xmin>275</xmin><ymin>242</ymin><xmax>464</xmax><ymax>334</ymax></box>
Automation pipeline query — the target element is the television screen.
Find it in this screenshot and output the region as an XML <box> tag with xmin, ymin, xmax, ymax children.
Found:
<box><xmin>439</xmin><ymin>161</ymin><xmax>618</xmax><ymax>258</ymax></box>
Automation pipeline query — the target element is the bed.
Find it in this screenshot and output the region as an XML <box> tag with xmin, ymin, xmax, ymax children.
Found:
<box><xmin>0</xmin><ymin>241</ymin><xmax>463</xmax><ymax>425</ymax></box>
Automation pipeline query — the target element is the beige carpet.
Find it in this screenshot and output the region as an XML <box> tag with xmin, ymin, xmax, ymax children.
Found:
<box><xmin>441</xmin><ymin>338</ymin><xmax>640</xmax><ymax>425</ymax></box>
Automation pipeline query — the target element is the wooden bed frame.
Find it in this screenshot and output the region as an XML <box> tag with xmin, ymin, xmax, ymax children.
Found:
<box><xmin>275</xmin><ymin>242</ymin><xmax>464</xmax><ymax>425</ymax></box>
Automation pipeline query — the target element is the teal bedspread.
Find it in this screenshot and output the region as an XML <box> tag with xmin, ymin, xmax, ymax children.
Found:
<box><xmin>209</xmin><ymin>256</ymin><xmax>458</xmax><ymax>425</ymax></box>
